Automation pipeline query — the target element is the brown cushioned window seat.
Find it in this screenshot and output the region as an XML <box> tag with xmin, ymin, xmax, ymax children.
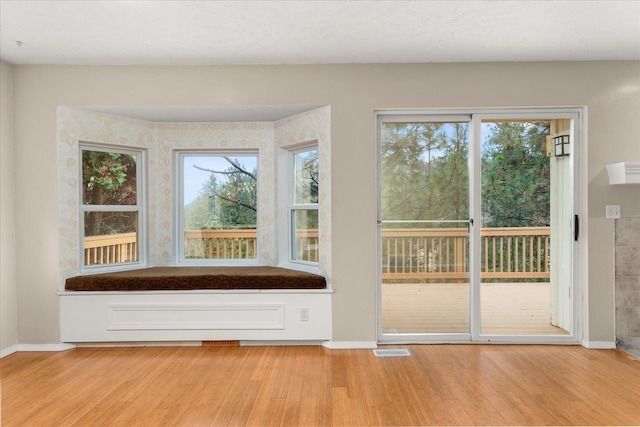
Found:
<box><xmin>65</xmin><ymin>266</ymin><xmax>326</xmax><ymax>292</ymax></box>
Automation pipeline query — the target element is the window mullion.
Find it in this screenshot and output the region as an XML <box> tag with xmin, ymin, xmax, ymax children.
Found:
<box><xmin>290</xmin><ymin>204</ymin><xmax>318</xmax><ymax>211</ymax></box>
<box><xmin>81</xmin><ymin>205</ymin><xmax>140</xmax><ymax>212</ymax></box>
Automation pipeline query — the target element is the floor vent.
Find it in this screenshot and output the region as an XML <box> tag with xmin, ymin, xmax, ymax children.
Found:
<box><xmin>202</xmin><ymin>340</ymin><xmax>239</xmax><ymax>347</ymax></box>
<box><xmin>373</xmin><ymin>348</ymin><xmax>411</xmax><ymax>357</ymax></box>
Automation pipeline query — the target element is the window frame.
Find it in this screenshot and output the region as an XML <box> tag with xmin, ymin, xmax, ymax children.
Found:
<box><xmin>288</xmin><ymin>144</ymin><xmax>320</xmax><ymax>267</ymax></box>
<box><xmin>79</xmin><ymin>143</ymin><xmax>147</xmax><ymax>272</ymax></box>
<box><xmin>174</xmin><ymin>149</ymin><xmax>260</xmax><ymax>266</ymax></box>
<box><xmin>375</xmin><ymin>107</ymin><xmax>584</xmax><ymax>345</ymax></box>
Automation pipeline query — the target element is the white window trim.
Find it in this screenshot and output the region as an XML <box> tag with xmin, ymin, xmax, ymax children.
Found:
<box><xmin>78</xmin><ymin>142</ymin><xmax>147</xmax><ymax>273</ymax></box>
<box><xmin>278</xmin><ymin>142</ymin><xmax>320</xmax><ymax>273</ymax></box>
<box><xmin>174</xmin><ymin>149</ymin><xmax>260</xmax><ymax>266</ymax></box>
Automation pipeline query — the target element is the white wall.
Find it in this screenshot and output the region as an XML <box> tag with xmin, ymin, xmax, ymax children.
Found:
<box><xmin>0</xmin><ymin>60</ymin><xmax>18</xmax><ymax>353</ymax></box>
<box><xmin>8</xmin><ymin>62</ymin><xmax>640</xmax><ymax>345</ymax></box>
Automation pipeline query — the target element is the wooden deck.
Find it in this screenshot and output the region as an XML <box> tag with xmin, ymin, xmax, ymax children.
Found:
<box><xmin>382</xmin><ymin>282</ymin><xmax>568</xmax><ymax>335</ymax></box>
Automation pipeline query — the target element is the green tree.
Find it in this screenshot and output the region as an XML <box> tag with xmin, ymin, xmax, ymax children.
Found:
<box><xmin>427</xmin><ymin>123</ymin><xmax>469</xmax><ymax>221</ymax></box>
<box><xmin>184</xmin><ymin>174</ymin><xmax>222</xmax><ymax>230</ymax></box>
<box><xmin>481</xmin><ymin>122</ymin><xmax>550</xmax><ymax>227</ymax></box>
<box><xmin>187</xmin><ymin>157</ymin><xmax>257</xmax><ymax>230</ymax></box>
<box><xmin>381</xmin><ymin>122</ymin><xmax>468</xmax><ymax>226</ymax></box>
<box><xmin>82</xmin><ymin>150</ymin><xmax>137</xmax><ymax>236</ymax></box>
<box><xmin>295</xmin><ymin>149</ymin><xmax>319</xmax><ymax>204</ymax></box>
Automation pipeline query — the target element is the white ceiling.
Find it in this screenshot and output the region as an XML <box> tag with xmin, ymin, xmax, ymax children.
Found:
<box><xmin>78</xmin><ymin>104</ymin><xmax>324</xmax><ymax>122</ymax></box>
<box><xmin>1</xmin><ymin>0</ymin><xmax>639</xmax><ymax>66</ymax></box>
<box><xmin>3</xmin><ymin>0</ymin><xmax>638</xmax><ymax>122</ymax></box>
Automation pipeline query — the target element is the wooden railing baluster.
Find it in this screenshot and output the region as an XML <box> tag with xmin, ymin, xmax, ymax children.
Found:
<box><xmin>380</xmin><ymin>227</ymin><xmax>550</xmax><ymax>281</ymax></box>
<box><xmin>83</xmin><ymin>227</ymin><xmax>550</xmax><ymax>281</ymax></box>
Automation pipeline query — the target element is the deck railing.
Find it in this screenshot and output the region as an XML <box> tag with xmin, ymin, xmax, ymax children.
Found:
<box><xmin>480</xmin><ymin>227</ymin><xmax>550</xmax><ymax>279</ymax></box>
<box><xmin>293</xmin><ymin>229</ymin><xmax>320</xmax><ymax>263</ymax></box>
<box><xmin>84</xmin><ymin>232</ymin><xmax>138</xmax><ymax>266</ymax></box>
<box><xmin>184</xmin><ymin>229</ymin><xmax>257</xmax><ymax>260</ymax></box>
<box><xmin>84</xmin><ymin>227</ymin><xmax>550</xmax><ymax>281</ymax></box>
<box><xmin>381</xmin><ymin>227</ymin><xmax>550</xmax><ymax>281</ymax></box>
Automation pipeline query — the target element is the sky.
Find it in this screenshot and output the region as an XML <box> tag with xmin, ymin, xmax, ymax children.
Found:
<box><xmin>182</xmin><ymin>155</ymin><xmax>257</xmax><ymax>205</ymax></box>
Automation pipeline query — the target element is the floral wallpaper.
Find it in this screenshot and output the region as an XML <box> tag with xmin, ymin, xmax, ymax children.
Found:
<box><xmin>57</xmin><ymin>106</ymin><xmax>331</xmax><ymax>288</ymax></box>
<box><xmin>156</xmin><ymin>122</ymin><xmax>276</xmax><ymax>266</ymax></box>
<box><xmin>57</xmin><ymin>107</ymin><xmax>157</xmax><ymax>287</ymax></box>
<box><xmin>275</xmin><ymin>106</ymin><xmax>331</xmax><ymax>280</ymax></box>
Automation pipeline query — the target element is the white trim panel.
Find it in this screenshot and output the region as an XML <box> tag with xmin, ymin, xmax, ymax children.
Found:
<box><xmin>322</xmin><ymin>341</ymin><xmax>378</xmax><ymax>349</ymax></box>
<box><xmin>60</xmin><ymin>292</ymin><xmax>331</xmax><ymax>342</ymax></box>
<box><xmin>107</xmin><ymin>303</ymin><xmax>285</xmax><ymax>331</ymax></box>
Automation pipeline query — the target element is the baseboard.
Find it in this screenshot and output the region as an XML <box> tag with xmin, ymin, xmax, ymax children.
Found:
<box><xmin>322</xmin><ymin>341</ymin><xmax>378</xmax><ymax>350</ymax></box>
<box><xmin>581</xmin><ymin>340</ymin><xmax>616</xmax><ymax>349</ymax></box>
<box><xmin>15</xmin><ymin>343</ymin><xmax>77</xmax><ymax>353</ymax></box>
<box><xmin>0</xmin><ymin>345</ymin><xmax>19</xmax><ymax>358</ymax></box>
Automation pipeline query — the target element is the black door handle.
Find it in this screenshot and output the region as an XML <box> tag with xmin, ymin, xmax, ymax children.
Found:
<box><xmin>574</xmin><ymin>214</ymin><xmax>579</xmax><ymax>241</ymax></box>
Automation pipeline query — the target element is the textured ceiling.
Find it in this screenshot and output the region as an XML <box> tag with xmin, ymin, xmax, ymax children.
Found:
<box><xmin>1</xmin><ymin>0</ymin><xmax>639</xmax><ymax>65</ymax></box>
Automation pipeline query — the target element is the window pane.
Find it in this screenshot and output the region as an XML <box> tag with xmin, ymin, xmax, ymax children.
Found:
<box><xmin>381</xmin><ymin>122</ymin><xmax>469</xmax><ymax>222</ymax></box>
<box><xmin>183</xmin><ymin>155</ymin><xmax>257</xmax><ymax>260</ymax></box>
<box><xmin>82</xmin><ymin>150</ymin><xmax>138</xmax><ymax>206</ymax></box>
<box><xmin>294</xmin><ymin>149</ymin><xmax>319</xmax><ymax>204</ymax></box>
<box><xmin>380</xmin><ymin>121</ymin><xmax>469</xmax><ymax>334</ymax></box>
<box><xmin>83</xmin><ymin>211</ymin><xmax>138</xmax><ymax>266</ymax></box>
<box><xmin>291</xmin><ymin>210</ymin><xmax>318</xmax><ymax>262</ymax></box>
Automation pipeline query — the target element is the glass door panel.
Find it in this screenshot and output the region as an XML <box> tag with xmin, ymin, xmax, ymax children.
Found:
<box><xmin>380</xmin><ymin>120</ymin><xmax>470</xmax><ymax>335</ymax></box>
<box><xmin>479</xmin><ymin>120</ymin><xmax>570</xmax><ymax>335</ymax></box>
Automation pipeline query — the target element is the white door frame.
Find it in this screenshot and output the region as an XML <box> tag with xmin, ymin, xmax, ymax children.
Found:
<box><xmin>376</xmin><ymin>107</ymin><xmax>584</xmax><ymax>345</ymax></box>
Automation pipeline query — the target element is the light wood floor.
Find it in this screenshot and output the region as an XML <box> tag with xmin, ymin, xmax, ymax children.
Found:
<box><xmin>382</xmin><ymin>282</ymin><xmax>569</xmax><ymax>335</ymax></box>
<box><xmin>2</xmin><ymin>344</ymin><xmax>639</xmax><ymax>426</ymax></box>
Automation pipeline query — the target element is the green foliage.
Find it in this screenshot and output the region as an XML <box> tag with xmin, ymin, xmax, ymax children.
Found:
<box><xmin>381</xmin><ymin>121</ymin><xmax>550</xmax><ymax>229</ymax></box>
<box><xmin>184</xmin><ymin>158</ymin><xmax>257</xmax><ymax>230</ymax></box>
<box><xmin>381</xmin><ymin>121</ymin><xmax>551</xmax><ymax>283</ymax></box>
<box><xmin>381</xmin><ymin>122</ymin><xmax>469</xmax><ymax>225</ymax></box>
<box><xmin>295</xmin><ymin>149</ymin><xmax>319</xmax><ymax>205</ymax></box>
<box><xmin>217</xmin><ymin>163</ymin><xmax>257</xmax><ymax>228</ymax></box>
<box><xmin>184</xmin><ymin>176</ymin><xmax>220</xmax><ymax>230</ymax></box>
<box><xmin>481</xmin><ymin>122</ymin><xmax>550</xmax><ymax>227</ymax></box>
<box><xmin>82</xmin><ymin>150</ymin><xmax>138</xmax><ymax>236</ymax></box>
<box><xmin>82</xmin><ymin>150</ymin><xmax>137</xmax><ymax>205</ymax></box>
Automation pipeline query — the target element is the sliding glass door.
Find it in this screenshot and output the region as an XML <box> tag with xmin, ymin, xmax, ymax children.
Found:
<box><xmin>378</xmin><ymin>110</ymin><xmax>581</xmax><ymax>343</ymax></box>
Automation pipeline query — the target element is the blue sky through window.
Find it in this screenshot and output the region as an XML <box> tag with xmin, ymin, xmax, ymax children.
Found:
<box><xmin>183</xmin><ymin>155</ymin><xmax>258</xmax><ymax>205</ymax></box>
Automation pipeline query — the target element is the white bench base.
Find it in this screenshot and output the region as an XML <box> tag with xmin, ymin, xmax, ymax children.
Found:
<box><xmin>59</xmin><ymin>289</ymin><xmax>332</xmax><ymax>343</ymax></box>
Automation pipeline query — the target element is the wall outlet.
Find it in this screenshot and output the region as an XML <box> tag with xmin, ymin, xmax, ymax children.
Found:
<box><xmin>300</xmin><ymin>307</ymin><xmax>309</xmax><ymax>321</ymax></box>
<box><xmin>606</xmin><ymin>205</ymin><xmax>621</xmax><ymax>219</ymax></box>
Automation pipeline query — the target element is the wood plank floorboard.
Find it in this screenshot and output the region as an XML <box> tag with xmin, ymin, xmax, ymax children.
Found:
<box><xmin>2</xmin><ymin>344</ymin><xmax>639</xmax><ymax>426</ymax></box>
<box><xmin>382</xmin><ymin>282</ymin><xmax>569</xmax><ymax>334</ymax></box>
